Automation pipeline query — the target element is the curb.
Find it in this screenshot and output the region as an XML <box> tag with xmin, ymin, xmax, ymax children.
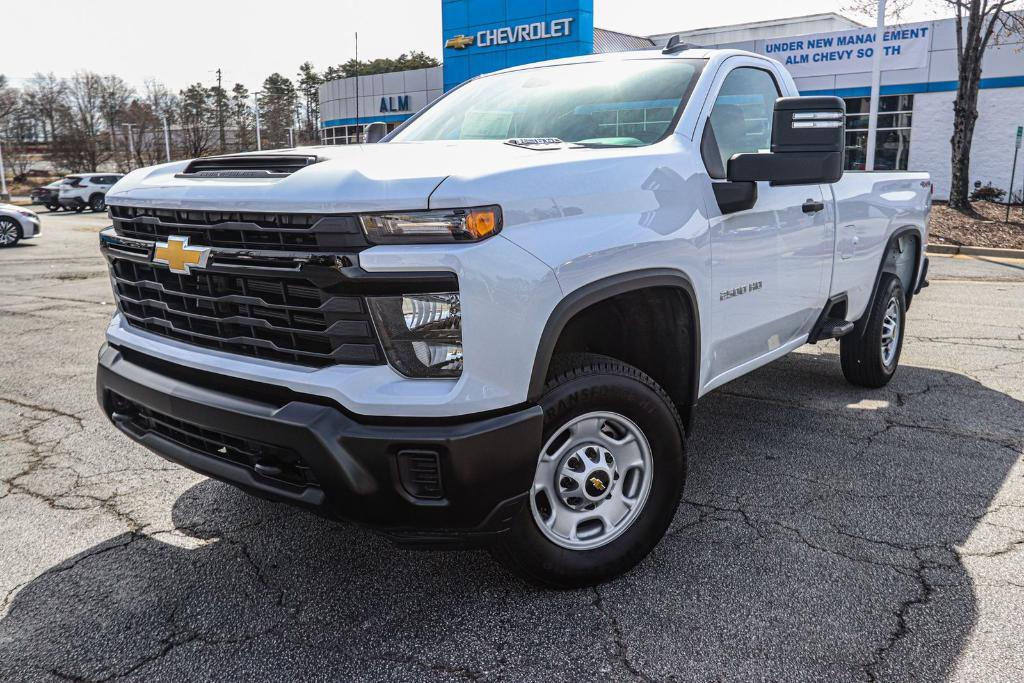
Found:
<box><xmin>927</xmin><ymin>243</ymin><xmax>1024</xmax><ymax>259</ymax></box>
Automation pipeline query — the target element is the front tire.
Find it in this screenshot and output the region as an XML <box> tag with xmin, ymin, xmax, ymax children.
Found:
<box><xmin>0</xmin><ymin>218</ymin><xmax>22</xmax><ymax>248</ymax></box>
<box><xmin>491</xmin><ymin>353</ymin><xmax>686</xmax><ymax>587</ymax></box>
<box><xmin>89</xmin><ymin>194</ymin><xmax>105</xmax><ymax>212</ymax></box>
<box><xmin>840</xmin><ymin>273</ymin><xmax>906</xmax><ymax>388</ymax></box>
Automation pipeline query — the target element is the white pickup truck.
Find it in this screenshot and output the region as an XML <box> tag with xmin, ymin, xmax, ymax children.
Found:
<box><xmin>96</xmin><ymin>46</ymin><xmax>931</xmax><ymax>587</ymax></box>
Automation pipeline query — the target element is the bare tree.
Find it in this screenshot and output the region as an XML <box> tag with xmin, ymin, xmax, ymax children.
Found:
<box><xmin>22</xmin><ymin>73</ymin><xmax>67</xmax><ymax>143</ymax></box>
<box><xmin>55</xmin><ymin>72</ymin><xmax>110</xmax><ymax>172</ymax></box>
<box><xmin>848</xmin><ymin>1</ymin><xmax>1024</xmax><ymax>211</ymax></box>
<box><xmin>0</xmin><ymin>89</ymin><xmax>38</xmax><ymax>179</ymax></box>
<box><xmin>145</xmin><ymin>80</ymin><xmax>179</xmax><ymax>161</ymax></box>
<box><xmin>98</xmin><ymin>75</ymin><xmax>135</xmax><ymax>171</ymax></box>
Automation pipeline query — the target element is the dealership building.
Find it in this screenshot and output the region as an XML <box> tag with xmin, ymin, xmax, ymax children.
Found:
<box><xmin>318</xmin><ymin>1</ymin><xmax>1024</xmax><ymax>199</ymax></box>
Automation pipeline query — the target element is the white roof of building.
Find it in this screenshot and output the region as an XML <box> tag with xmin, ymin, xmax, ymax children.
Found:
<box><xmin>593</xmin><ymin>27</ymin><xmax>655</xmax><ymax>53</ymax></box>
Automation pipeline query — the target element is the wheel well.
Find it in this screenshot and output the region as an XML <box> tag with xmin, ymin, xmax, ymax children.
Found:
<box><xmin>544</xmin><ymin>286</ymin><xmax>697</xmax><ymax>429</ymax></box>
<box><xmin>89</xmin><ymin>192</ymin><xmax>104</xmax><ymax>202</ymax></box>
<box><xmin>881</xmin><ymin>230</ymin><xmax>921</xmax><ymax>309</ymax></box>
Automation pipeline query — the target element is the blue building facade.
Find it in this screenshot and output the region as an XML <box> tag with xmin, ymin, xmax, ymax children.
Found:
<box><xmin>441</xmin><ymin>0</ymin><xmax>594</xmax><ymax>91</ymax></box>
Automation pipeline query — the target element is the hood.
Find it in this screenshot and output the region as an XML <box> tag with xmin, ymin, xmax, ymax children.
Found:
<box><xmin>105</xmin><ymin>141</ymin><xmax>604</xmax><ymax>214</ymax></box>
<box><xmin>105</xmin><ymin>141</ymin><xmax>652</xmax><ymax>213</ymax></box>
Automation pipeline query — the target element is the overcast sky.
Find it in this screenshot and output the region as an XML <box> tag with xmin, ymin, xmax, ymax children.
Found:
<box><xmin>3</xmin><ymin>0</ymin><xmax>943</xmax><ymax>93</ymax></box>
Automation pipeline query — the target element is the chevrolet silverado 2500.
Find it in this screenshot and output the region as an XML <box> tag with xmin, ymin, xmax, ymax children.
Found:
<box><xmin>96</xmin><ymin>47</ymin><xmax>930</xmax><ymax>587</ymax></box>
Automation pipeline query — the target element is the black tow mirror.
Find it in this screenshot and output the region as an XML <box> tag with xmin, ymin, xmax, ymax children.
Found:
<box><xmin>364</xmin><ymin>122</ymin><xmax>388</xmax><ymax>143</ymax></box>
<box><xmin>728</xmin><ymin>96</ymin><xmax>845</xmax><ymax>186</ymax></box>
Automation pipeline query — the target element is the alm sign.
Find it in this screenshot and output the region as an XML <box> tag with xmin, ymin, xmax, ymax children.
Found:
<box><xmin>761</xmin><ymin>21</ymin><xmax>931</xmax><ymax>78</ymax></box>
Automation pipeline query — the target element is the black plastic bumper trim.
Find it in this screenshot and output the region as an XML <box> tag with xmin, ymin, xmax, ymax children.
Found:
<box><xmin>97</xmin><ymin>344</ymin><xmax>544</xmax><ymax>541</ymax></box>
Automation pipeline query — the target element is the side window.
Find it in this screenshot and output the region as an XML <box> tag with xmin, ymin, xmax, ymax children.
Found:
<box><xmin>701</xmin><ymin>67</ymin><xmax>781</xmax><ymax>179</ymax></box>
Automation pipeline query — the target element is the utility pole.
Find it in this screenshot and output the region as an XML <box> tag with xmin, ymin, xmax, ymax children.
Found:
<box><xmin>1008</xmin><ymin>125</ymin><xmax>1022</xmax><ymax>223</ymax></box>
<box><xmin>254</xmin><ymin>92</ymin><xmax>262</xmax><ymax>151</ymax></box>
<box><xmin>865</xmin><ymin>0</ymin><xmax>887</xmax><ymax>171</ymax></box>
<box><xmin>122</xmin><ymin>123</ymin><xmax>137</xmax><ymax>171</ymax></box>
<box><xmin>161</xmin><ymin>115</ymin><xmax>172</xmax><ymax>162</ymax></box>
<box><xmin>216</xmin><ymin>68</ymin><xmax>226</xmax><ymax>153</ymax></box>
<box><xmin>354</xmin><ymin>32</ymin><xmax>360</xmax><ymax>142</ymax></box>
<box><xmin>287</xmin><ymin>127</ymin><xmax>295</xmax><ymax>148</ymax></box>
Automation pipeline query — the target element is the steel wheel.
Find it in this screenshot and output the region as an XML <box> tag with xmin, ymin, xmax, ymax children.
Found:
<box><xmin>0</xmin><ymin>219</ymin><xmax>19</xmax><ymax>247</ymax></box>
<box><xmin>880</xmin><ymin>296</ymin><xmax>900</xmax><ymax>367</ymax></box>
<box><xmin>530</xmin><ymin>411</ymin><xmax>653</xmax><ymax>551</ymax></box>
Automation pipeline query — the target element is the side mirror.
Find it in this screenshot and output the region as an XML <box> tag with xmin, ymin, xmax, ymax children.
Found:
<box><xmin>728</xmin><ymin>96</ymin><xmax>845</xmax><ymax>186</ymax></box>
<box><xmin>364</xmin><ymin>122</ymin><xmax>388</xmax><ymax>144</ymax></box>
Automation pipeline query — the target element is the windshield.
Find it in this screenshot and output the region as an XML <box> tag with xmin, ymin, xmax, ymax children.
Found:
<box><xmin>391</xmin><ymin>59</ymin><xmax>704</xmax><ymax>147</ymax></box>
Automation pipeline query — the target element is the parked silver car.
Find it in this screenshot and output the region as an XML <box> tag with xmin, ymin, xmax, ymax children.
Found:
<box><xmin>0</xmin><ymin>203</ymin><xmax>41</xmax><ymax>248</ymax></box>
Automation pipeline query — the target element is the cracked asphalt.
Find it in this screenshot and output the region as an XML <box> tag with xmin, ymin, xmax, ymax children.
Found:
<box><xmin>1</xmin><ymin>210</ymin><xmax>1023</xmax><ymax>681</ymax></box>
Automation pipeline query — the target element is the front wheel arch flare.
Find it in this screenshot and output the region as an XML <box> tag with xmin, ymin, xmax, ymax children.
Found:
<box><xmin>528</xmin><ymin>269</ymin><xmax>701</xmax><ymax>430</ymax></box>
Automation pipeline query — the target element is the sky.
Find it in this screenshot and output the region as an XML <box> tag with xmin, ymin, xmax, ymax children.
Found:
<box><xmin>2</xmin><ymin>0</ymin><xmax>945</xmax><ymax>94</ymax></box>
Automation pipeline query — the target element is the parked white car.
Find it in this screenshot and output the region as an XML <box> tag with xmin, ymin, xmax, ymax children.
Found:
<box><xmin>96</xmin><ymin>47</ymin><xmax>931</xmax><ymax>586</ymax></box>
<box><xmin>0</xmin><ymin>204</ymin><xmax>41</xmax><ymax>248</ymax></box>
<box><xmin>57</xmin><ymin>174</ymin><xmax>124</xmax><ymax>213</ymax></box>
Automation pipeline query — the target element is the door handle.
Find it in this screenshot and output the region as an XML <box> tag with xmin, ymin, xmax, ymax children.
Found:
<box><xmin>802</xmin><ymin>200</ymin><xmax>825</xmax><ymax>214</ymax></box>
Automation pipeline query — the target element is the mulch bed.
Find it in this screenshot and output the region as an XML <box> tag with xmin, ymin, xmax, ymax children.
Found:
<box><xmin>929</xmin><ymin>200</ymin><xmax>1024</xmax><ymax>250</ymax></box>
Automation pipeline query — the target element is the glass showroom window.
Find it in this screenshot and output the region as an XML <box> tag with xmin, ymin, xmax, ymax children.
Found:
<box><xmin>842</xmin><ymin>95</ymin><xmax>913</xmax><ymax>171</ymax></box>
<box><xmin>322</xmin><ymin>122</ymin><xmax>403</xmax><ymax>145</ymax></box>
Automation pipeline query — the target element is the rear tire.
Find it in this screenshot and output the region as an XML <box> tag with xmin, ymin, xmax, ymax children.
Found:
<box><xmin>0</xmin><ymin>218</ymin><xmax>21</xmax><ymax>248</ymax></box>
<box><xmin>491</xmin><ymin>353</ymin><xmax>686</xmax><ymax>588</ymax></box>
<box><xmin>840</xmin><ymin>273</ymin><xmax>906</xmax><ymax>388</ymax></box>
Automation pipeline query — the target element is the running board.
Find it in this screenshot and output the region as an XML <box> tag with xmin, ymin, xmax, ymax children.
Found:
<box><xmin>812</xmin><ymin>318</ymin><xmax>855</xmax><ymax>342</ymax></box>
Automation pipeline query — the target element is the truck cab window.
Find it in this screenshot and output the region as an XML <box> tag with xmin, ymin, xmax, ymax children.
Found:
<box><xmin>702</xmin><ymin>67</ymin><xmax>781</xmax><ymax>178</ymax></box>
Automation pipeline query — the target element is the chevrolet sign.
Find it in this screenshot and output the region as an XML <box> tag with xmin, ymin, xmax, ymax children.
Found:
<box><xmin>446</xmin><ymin>17</ymin><xmax>574</xmax><ymax>50</ymax></box>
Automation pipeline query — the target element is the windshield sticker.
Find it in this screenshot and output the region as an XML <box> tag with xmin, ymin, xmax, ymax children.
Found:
<box><xmin>505</xmin><ymin>138</ymin><xmax>565</xmax><ymax>149</ymax></box>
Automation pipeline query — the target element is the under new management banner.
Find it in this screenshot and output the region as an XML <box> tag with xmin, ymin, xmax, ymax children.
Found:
<box><xmin>759</xmin><ymin>21</ymin><xmax>932</xmax><ymax>78</ymax></box>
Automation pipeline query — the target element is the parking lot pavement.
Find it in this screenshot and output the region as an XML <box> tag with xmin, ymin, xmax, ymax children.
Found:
<box><xmin>1</xmin><ymin>210</ymin><xmax>1022</xmax><ymax>682</ymax></box>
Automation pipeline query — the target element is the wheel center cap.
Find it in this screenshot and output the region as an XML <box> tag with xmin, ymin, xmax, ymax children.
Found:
<box><xmin>555</xmin><ymin>445</ymin><xmax>617</xmax><ymax>511</ymax></box>
<box><xmin>584</xmin><ymin>470</ymin><xmax>611</xmax><ymax>499</ymax></box>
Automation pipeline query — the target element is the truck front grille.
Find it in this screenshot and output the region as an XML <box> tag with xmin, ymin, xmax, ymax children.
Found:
<box><xmin>109</xmin><ymin>205</ymin><xmax>369</xmax><ymax>252</ymax></box>
<box><xmin>108</xmin><ymin>257</ymin><xmax>382</xmax><ymax>368</ymax></box>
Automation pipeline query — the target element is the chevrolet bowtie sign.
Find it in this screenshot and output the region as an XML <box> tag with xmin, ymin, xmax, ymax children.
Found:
<box><xmin>445</xmin><ymin>34</ymin><xmax>475</xmax><ymax>49</ymax></box>
<box><xmin>445</xmin><ymin>17</ymin><xmax>574</xmax><ymax>50</ymax></box>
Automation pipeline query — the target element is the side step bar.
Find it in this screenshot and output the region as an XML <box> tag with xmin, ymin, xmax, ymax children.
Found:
<box><xmin>808</xmin><ymin>293</ymin><xmax>855</xmax><ymax>343</ymax></box>
<box><xmin>814</xmin><ymin>318</ymin><xmax>854</xmax><ymax>341</ymax></box>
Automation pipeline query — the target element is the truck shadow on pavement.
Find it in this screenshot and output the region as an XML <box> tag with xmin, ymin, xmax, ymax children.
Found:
<box><xmin>1</xmin><ymin>353</ymin><xmax>1021</xmax><ymax>681</ymax></box>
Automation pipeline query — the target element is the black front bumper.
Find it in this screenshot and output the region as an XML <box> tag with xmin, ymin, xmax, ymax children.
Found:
<box><xmin>97</xmin><ymin>344</ymin><xmax>543</xmax><ymax>545</ymax></box>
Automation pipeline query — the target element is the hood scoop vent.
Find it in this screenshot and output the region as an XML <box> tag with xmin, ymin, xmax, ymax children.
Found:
<box><xmin>177</xmin><ymin>154</ymin><xmax>319</xmax><ymax>179</ymax></box>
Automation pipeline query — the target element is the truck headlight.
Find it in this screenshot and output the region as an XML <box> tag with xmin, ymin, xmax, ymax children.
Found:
<box><xmin>368</xmin><ymin>293</ymin><xmax>462</xmax><ymax>378</ymax></box>
<box><xmin>359</xmin><ymin>206</ymin><xmax>501</xmax><ymax>244</ymax></box>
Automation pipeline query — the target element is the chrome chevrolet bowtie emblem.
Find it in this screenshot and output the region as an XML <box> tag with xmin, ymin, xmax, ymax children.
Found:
<box><xmin>152</xmin><ymin>236</ymin><xmax>211</xmax><ymax>275</ymax></box>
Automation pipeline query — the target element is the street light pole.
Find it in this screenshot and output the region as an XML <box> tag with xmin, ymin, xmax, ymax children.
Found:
<box><xmin>254</xmin><ymin>92</ymin><xmax>262</xmax><ymax>151</ymax></box>
<box><xmin>865</xmin><ymin>0</ymin><xmax>887</xmax><ymax>171</ymax></box>
<box><xmin>161</xmin><ymin>116</ymin><xmax>171</xmax><ymax>162</ymax></box>
<box><xmin>122</xmin><ymin>123</ymin><xmax>137</xmax><ymax>171</ymax></box>
<box><xmin>0</xmin><ymin>136</ymin><xmax>8</xmax><ymax>201</ymax></box>
<box><xmin>287</xmin><ymin>127</ymin><xmax>295</xmax><ymax>148</ymax></box>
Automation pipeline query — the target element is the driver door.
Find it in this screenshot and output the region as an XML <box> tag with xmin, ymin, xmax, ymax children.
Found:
<box><xmin>700</xmin><ymin>62</ymin><xmax>833</xmax><ymax>386</ymax></box>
